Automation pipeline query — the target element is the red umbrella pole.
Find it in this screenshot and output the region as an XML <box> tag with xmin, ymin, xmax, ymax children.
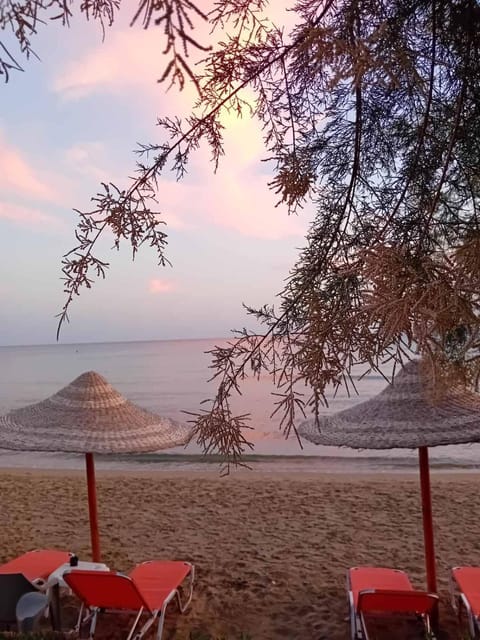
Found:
<box><xmin>419</xmin><ymin>446</ymin><xmax>437</xmax><ymax>593</ymax></box>
<box><xmin>85</xmin><ymin>452</ymin><xmax>101</xmax><ymax>562</ymax></box>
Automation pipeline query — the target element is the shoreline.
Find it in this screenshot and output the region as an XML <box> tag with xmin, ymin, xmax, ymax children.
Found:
<box><xmin>3</xmin><ymin>449</ymin><xmax>480</xmax><ymax>475</ymax></box>
<box><xmin>2</xmin><ymin>466</ymin><xmax>480</xmax><ymax>482</ymax></box>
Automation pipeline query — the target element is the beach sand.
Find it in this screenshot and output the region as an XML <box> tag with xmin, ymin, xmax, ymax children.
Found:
<box><xmin>0</xmin><ymin>468</ymin><xmax>478</xmax><ymax>639</ymax></box>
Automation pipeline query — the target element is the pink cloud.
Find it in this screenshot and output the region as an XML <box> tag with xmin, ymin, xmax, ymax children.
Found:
<box><xmin>143</xmin><ymin>107</ymin><xmax>309</xmax><ymax>239</ymax></box>
<box><xmin>52</xmin><ymin>5</ymin><xmax>297</xmax><ymax>103</ymax></box>
<box><xmin>53</xmin><ymin>29</ymin><xmax>198</xmax><ymax>110</ymax></box>
<box><xmin>0</xmin><ymin>201</ymin><xmax>65</xmax><ymax>231</ymax></box>
<box><xmin>159</xmin><ymin>171</ymin><xmax>306</xmax><ymax>240</ymax></box>
<box><xmin>0</xmin><ymin>132</ymin><xmax>60</xmax><ymax>203</ymax></box>
<box><xmin>158</xmin><ymin>211</ymin><xmax>193</xmax><ymax>231</ymax></box>
<box><xmin>209</xmin><ymin>174</ymin><xmax>306</xmax><ymax>239</ymax></box>
<box><xmin>148</xmin><ymin>278</ymin><xmax>175</xmax><ymax>294</ymax></box>
<box><xmin>65</xmin><ymin>142</ymin><xmax>111</xmax><ymax>182</ymax></box>
<box><xmin>66</xmin><ymin>143</ymin><xmax>102</xmax><ymax>165</ymax></box>
<box><xmin>156</xmin><ymin>117</ymin><xmax>309</xmax><ymax>240</ymax></box>
<box><xmin>51</xmin><ymin>19</ymin><xmax>311</xmax><ymax>240</ymax></box>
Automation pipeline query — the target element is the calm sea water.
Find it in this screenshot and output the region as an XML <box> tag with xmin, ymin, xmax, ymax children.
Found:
<box><xmin>0</xmin><ymin>339</ymin><xmax>479</xmax><ymax>473</ymax></box>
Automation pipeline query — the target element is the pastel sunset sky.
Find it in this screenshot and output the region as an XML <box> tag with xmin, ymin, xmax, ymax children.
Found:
<box><xmin>0</xmin><ymin>3</ymin><xmax>311</xmax><ymax>346</ymax></box>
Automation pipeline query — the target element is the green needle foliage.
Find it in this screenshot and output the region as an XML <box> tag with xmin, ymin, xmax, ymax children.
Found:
<box><xmin>4</xmin><ymin>0</ymin><xmax>480</xmax><ymax>470</ymax></box>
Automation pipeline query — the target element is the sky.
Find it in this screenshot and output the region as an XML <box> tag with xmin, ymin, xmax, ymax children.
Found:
<box><xmin>0</xmin><ymin>2</ymin><xmax>311</xmax><ymax>346</ymax></box>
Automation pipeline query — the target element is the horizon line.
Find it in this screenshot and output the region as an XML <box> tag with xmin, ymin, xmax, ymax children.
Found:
<box><xmin>0</xmin><ymin>336</ymin><xmax>234</xmax><ymax>349</ymax></box>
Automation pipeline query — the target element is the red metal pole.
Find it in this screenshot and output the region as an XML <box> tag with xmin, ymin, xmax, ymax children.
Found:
<box><xmin>85</xmin><ymin>452</ymin><xmax>101</xmax><ymax>562</ymax></box>
<box><xmin>419</xmin><ymin>446</ymin><xmax>437</xmax><ymax>593</ymax></box>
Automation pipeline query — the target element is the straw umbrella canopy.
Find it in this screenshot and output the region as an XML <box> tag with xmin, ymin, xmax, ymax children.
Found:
<box><xmin>298</xmin><ymin>359</ymin><xmax>480</xmax><ymax>594</ymax></box>
<box><xmin>0</xmin><ymin>371</ymin><xmax>192</xmax><ymax>561</ymax></box>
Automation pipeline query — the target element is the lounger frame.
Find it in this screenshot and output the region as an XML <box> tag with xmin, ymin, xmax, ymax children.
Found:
<box><xmin>450</xmin><ymin>567</ymin><xmax>480</xmax><ymax>640</ymax></box>
<box><xmin>347</xmin><ymin>570</ymin><xmax>437</xmax><ymax>640</ymax></box>
<box><xmin>72</xmin><ymin>563</ymin><xmax>194</xmax><ymax>640</ymax></box>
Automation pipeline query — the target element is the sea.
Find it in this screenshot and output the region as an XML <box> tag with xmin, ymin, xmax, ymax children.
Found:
<box><xmin>0</xmin><ymin>338</ymin><xmax>479</xmax><ymax>474</ymax></box>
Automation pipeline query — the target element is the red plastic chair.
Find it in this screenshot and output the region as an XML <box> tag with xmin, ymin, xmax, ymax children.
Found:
<box><xmin>347</xmin><ymin>567</ymin><xmax>438</xmax><ymax>640</ymax></box>
<box><xmin>64</xmin><ymin>560</ymin><xmax>194</xmax><ymax>640</ymax></box>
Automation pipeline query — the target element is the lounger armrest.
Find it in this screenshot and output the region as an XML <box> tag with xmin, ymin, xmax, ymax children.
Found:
<box><xmin>31</xmin><ymin>578</ymin><xmax>46</xmax><ymax>590</ymax></box>
<box><xmin>357</xmin><ymin>589</ymin><xmax>438</xmax><ymax>615</ymax></box>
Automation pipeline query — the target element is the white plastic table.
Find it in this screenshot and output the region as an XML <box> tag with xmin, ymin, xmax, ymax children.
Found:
<box><xmin>46</xmin><ymin>561</ymin><xmax>109</xmax><ymax>589</ymax></box>
<box><xmin>46</xmin><ymin>561</ymin><xmax>110</xmax><ymax>629</ymax></box>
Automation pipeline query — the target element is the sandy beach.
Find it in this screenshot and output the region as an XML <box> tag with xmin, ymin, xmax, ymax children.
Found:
<box><xmin>0</xmin><ymin>469</ymin><xmax>478</xmax><ymax>639</ymax></box>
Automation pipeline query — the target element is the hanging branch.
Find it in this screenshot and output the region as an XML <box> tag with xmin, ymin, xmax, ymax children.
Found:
<box><xmin>0</xmin><ymin>0</ymin><xmax>209</xmax><ymax>84</ymax></box>
<box><xmin>5</xmin><ymin>0</ymin><xmax>480</xmax><ymax>470</ymax></box>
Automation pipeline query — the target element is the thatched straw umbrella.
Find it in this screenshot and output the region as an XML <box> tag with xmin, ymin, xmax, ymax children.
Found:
<box><xmin>298</xmin><ymin>360</ymin><xmax>480</xmax><ymax>594</ymax></box>
<box><xmin>0</xmin><ymin>371</ymin><xmax>192</xmax><ymax>562</ymax></box>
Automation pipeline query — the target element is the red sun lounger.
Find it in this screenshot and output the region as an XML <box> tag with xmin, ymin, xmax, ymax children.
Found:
<box><xmin>347</xmin><ymin>567</ymin><xmax>438</xmax><ymax>640</ymax></box>
<box><xmin>450</xmin><ymin>566</ymin><xmax>480</xmax><ymax>639</ymax></box>
<box><xmin>0</xmin><ymin>549</ymin><xmax>73</xmax><ymax>628</ymax></box>
<box><xmin>64</xmin><ymin>560</ymin><xmax>194</xmax><ymax>640</ymax></box>
<box><xmin>0</xmin><ymin>549</ymin><xmax>72</xmax><ymax>586</ymax></box>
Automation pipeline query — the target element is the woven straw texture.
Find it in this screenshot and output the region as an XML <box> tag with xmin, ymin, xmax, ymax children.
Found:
<box><xmin>298</xmin><ymin>360</ymin><xmax>480</xmax><ymax>449</ymax></box>
<box><xmin>0</xmin><ymin>371</ymin><xmax>192</xmax><ymax>454</ymax></box>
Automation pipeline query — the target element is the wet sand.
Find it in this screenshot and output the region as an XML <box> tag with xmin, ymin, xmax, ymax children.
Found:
<box><xmin>0</xmin><ymin>469</ymin><xmax>477</xmax><ymax>639</ymax></box>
